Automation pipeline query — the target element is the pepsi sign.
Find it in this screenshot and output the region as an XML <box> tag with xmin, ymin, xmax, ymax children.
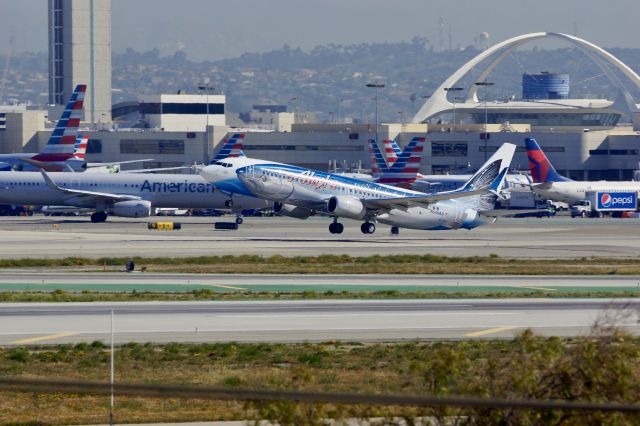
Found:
<box><xmin>596</xmin><ymin>192</ymin><xmax>637</xmax><ymax>210</ymax></box>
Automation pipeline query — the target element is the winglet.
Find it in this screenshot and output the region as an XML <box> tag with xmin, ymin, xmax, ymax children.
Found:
<box><xmin>40</xmin><ymin>169</ymin><xmax>61</xmax><ymax>190</ymax></box>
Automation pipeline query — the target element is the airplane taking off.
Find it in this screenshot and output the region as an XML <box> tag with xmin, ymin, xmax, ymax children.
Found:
<box><xmin>526</xmin><ymin>137</ymin><xmax>640</xmax><ymax>204</ymax></box>
<box><xmin>200</xmin><ymin>141</ymin><xmax>516</xmax><ymax>234</ymax></box>
<box><xmin>0</xmin><ymin>85</ymin><xmax>86</xmax><ymax>172</ymax></box>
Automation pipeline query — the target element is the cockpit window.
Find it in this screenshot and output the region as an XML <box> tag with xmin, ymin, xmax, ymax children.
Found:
<box><xmin>213</xmin><ymin>161</ymin><xmax>233</xmax><ymax>168</ymax></box>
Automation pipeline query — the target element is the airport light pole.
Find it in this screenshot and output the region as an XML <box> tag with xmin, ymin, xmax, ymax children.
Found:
<box><xmin>198</xmin><ymin>78</ymin><xmax>214</xmax><ymax>163</ymax></box>
<box><xmin>444</xmin><ymin>87</ymin><xmax>463</xmax><ymax>125</ymax></box>
<box><xmin>366</xmin><ymin>82</ymin><xmax>385</xmax><ymax>143</ymax></box>
<box><xmin>474</xmin><ymin>81</ymin><xmax>494</xmax><ymax>160</ymax></box>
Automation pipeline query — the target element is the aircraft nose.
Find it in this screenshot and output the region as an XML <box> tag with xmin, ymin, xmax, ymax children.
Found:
<box><xmin>199</xmin><ymin>166</ymin><xmax>220</xmax><ymax>182</ymax></box>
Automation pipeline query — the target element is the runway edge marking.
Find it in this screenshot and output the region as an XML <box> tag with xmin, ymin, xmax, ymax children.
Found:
<box><xmin>464</xmin><ymin>326</ymin><xmax>517</xmax><ymax>337</ymax></box>
<box><xmin>10</xmin><ymin>332</ymin><xmax>79</xmax><ymax>345</ymax></box>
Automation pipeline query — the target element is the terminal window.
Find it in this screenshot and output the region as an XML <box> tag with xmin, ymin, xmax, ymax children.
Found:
<box><xmin>432</xmin><ymin>142</ymin><xmax>468</xmax><ymax>157</ymax></box>
<box><xmin>120</xmin><ymin>140</ymin><xmax>185</xmax><ymax>155</ymax></box>
<box><xmin>87</xmin><ymin>139</ymin><xmax>102</xmax><ymax>154</ymax></box>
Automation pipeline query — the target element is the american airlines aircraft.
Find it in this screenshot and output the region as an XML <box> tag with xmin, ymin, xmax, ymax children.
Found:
<box><xmin>0</xmin><ymin>170</ymin><xmax>268</xmax><ymax>223</ymax></box>
<box><xmin>0</xmin><ymin>136</ymin><xmax>268</xmax><ymax>223</ymax></box>
<box><xmin>0</xmin><ymin>85</ymin><xmax>86</xmax><ymax>172</ymax></box>
<box><xmin>526</xmin><ymin>138</ymin><xmax>640</xmax><ymax>204</ymax></box>
<box><xmin>200</xmin><ymin>140</ymin><xmax>515</xmax><ymax>234</ymax></box>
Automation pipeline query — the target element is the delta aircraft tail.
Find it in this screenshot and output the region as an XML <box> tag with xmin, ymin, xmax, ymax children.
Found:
<box><xmin>525</xmin><ymin>137</ymin><xmax>572</xmax><ymax>183</ymax></box>
<box><xmin>211</xmin><ymin>133</ymin><xmax>246</xmax><ymax>163</ymax></box>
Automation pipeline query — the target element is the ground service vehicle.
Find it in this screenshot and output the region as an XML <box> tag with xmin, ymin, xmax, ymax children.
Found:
<box><xmin>570</xmin><ymin>191</ymin><xmax>637</xmax><ymax>218</ymax></box>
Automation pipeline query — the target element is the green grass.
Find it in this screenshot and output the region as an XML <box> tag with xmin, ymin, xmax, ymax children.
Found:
<box><xmin>3</xmin><ymin>253</ymin><xmax>640</xmax><ymax>275</ymax></box>
<box><xmin>0</xmin><ymin>288</ymin><xmax>638</xmax><ymax>303</ymax></box>
<box><xmin>2</xmin><ymin>331</ymin><xmax>640</xmax><ymax>425</ymax></box>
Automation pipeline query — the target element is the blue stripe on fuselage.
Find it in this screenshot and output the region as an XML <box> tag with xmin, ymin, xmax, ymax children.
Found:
<box><xmin>238</xmin><ymin>163</ymin><xmax>412</xmax><ymax>198</ymax></box>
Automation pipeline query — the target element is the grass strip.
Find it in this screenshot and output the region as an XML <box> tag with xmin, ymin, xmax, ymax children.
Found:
<box><xmin>2</xmin><ymin>253</ymin><xmax>640</xmax><ymax>274</ymax></box>
<box><xmin>0</xmin><ymin>288</ymin><xmax>639</xmax><ymax>302</ymax></box>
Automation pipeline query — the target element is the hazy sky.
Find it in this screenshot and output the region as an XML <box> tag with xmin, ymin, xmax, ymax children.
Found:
<box><xmin>2</xmin><ymin>0</ymin><xmax>640</xmax><ymax>61</ymax></box>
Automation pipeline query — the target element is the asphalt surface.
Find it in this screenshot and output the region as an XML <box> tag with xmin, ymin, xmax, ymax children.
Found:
<box><xmin>0</xmin><ymin>215</ymin><xmax>638</xmax><ymax>259</ymax></box>
<box><xmin>0</xmin><ymin>272</ymin><xmax>638</xmax><ymax>293</ymax></box>
<box><xmin>2</xmin><ymin>299</ymin><xmax>638</xmax><ymax>345</ymax></box>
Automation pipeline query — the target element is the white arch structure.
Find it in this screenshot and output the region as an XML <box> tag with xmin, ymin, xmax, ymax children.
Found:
<box><xmin>411</xmin><ymin>32</ymin><xmax>640</xmax><ymax>127</ymax></box>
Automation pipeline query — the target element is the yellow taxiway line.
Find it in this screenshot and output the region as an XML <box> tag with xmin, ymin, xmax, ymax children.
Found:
<box><xmin>11</xmin><ymin>332</ymin><xmax>79</xmax><ymax>345</ymax></box>
<box><xmin>464</xmin><ymin>326</ymin><xmax>517</xmax><ymax>337</ymax></box>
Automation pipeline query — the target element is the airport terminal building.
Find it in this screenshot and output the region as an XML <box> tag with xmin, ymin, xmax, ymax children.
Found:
<box><xmin>3</xmin><ymin>28</ymin><xmax>640</xmax><ymax>180</ymax></box>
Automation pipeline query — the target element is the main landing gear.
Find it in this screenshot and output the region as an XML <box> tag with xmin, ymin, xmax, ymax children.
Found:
<box><xmin>360</xmin><ymin>222</ymin><xmax>375</xmax><ymax>234</ymax></box>
<box><xmin>91</xmin><ymin>211</ymin><xmax>108</xmax><ymax>223</ymax></box>
<box><xmin>390</xmin><ymin>226</ymin><xmax>400</xmax><ymax>235</ymax></box>
<box><xmin>329</xmin><ymin>219</ymin><xmax>344</xmax><ymax>234</ymax></box>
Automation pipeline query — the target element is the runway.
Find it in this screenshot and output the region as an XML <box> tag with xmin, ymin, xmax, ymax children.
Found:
<box><xmin>0</xmin><ymin>215</ymin><xmax>638</xmax><ymax>259</ymax></box>
<box><xmin>2</xmin><ymin>299</ymin><xmax>638</xmax><ymax>345</ymax></box>
<box><xmin>0</xmin><ymin>272</ymin><xmax>638</xmax><ymax>293</ymax></box>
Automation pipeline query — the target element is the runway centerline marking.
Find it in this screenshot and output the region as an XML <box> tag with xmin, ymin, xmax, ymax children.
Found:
<box><xmin>11</xmin><ymin>332</ymin><xmax>79</xmax><ymax>344</ymax></box>
<box><xmin>517</xmin><ymin>286</ymin><xmax>557</xmax><ymax>291</ymax></box>
<box><xmin>464</xmin><ymin>326</ymin><xmax>517</xmax><ymax>337</ymax></box>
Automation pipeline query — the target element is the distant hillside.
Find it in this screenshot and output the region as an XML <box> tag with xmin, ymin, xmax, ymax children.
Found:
<box><xmin>3</xmin><ymin>38</ymin><xmax>640</xmax><ymax>122</ymax></box>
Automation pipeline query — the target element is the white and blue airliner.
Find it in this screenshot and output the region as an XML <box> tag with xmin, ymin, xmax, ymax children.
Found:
<box><xmin>200</xmin><ymin>141</ymin><xmax>516</xmax><ymax>234</ymax></box>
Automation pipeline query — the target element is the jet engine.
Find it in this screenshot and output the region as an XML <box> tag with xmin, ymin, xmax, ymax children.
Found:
<box><xmin>111</xmin><ymin>200</ymin><xmax>153</xmax><ymax>218</ymax></box>
<box><xmin>273</xmin><ymin>202</ymin><xmax>312</xmax><ymax>220</ymax></box>
<box><xmin>327</xmin><ymin>196</ymin><xmax>366</xmax><ymax>220</ymax></box>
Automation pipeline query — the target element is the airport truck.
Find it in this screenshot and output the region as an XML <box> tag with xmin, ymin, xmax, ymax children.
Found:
<box><xmin>570</xmin><ymin>191</ymin><xmax>638</xmax><ymax>218</ymax></box>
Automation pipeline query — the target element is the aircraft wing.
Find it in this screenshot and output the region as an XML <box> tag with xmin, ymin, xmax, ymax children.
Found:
<box><xmin>363</xmin><ymin>186</ymin><xmax>492</xmax><ymax>210</ymax></box>
<box><xmin>120</xmin><ymin>166</ymin><xmax>193</xmax><ymax>174</ymax></box>
<box><xmin>40</xmin><ymin>170</ymin><xmax>142</xmax><ymax>202</ymax></box>
<box><xmin>479</xmin><ymin>208</ymin><xmax>553</xmax><ymax>217</ymax></box>
<box><xmin>87</xmin><ymin>159</ymin><xmax>155</xmax><ymax>167</ymax></box>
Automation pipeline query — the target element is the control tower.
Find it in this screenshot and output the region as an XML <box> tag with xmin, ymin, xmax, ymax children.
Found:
<box><xmin>48</xmin><ymin>0</ymin><xmax>112</xmax><ymax>123</ymax></box>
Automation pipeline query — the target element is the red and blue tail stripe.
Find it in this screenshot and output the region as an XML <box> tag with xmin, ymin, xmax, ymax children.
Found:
<box><xmin>368</xmin><ymin>139</ymin><xmax>387</xmax><ymax>177</ymax></box>
<box><xmin>36</xmin><ymin>84</ymin><xmax>86</xmax><ymax>160</ymax></box>
<box><xmin>383</xmin><ymin>139</ymin><xmax>401</xmax><ymax>165</ymax></box>
<box><xmin>375</xmin><ymin>137</ymin><xmax>425</xmax><ymax>184</ymax></box>
<box><xmin>525</xmin><ymin>138</ymin><xmax>571</xmax><ymax>183</ymax></box>
<box><xmin>73</xmin><ymin>134</ymin><xmax>89</xmax><ymax>160</ymax></box>
<box><xmin>211</xmin><ymin>133</ymin><xmax>246</xmax><ymax>163</ymax></box>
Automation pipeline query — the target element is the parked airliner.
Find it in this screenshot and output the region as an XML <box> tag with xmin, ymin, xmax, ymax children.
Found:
<box><xmin>0</xmin><ymin>136</ymin><xmax>268</xmax><ymax>222</ymax></box>
<box><xmin>0</xmin><ymin>85</ymin><xmax>86</xmax><ymax>171</ymax></box>
<box><xmin>526</xmin><ymin>137</ymin><xmax>640</xmax><ymax>204</ymax></box>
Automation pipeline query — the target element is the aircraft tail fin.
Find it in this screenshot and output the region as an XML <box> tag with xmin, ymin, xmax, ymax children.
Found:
<box><xmin>37</xmin><ymin>84</ymin><xmax>86</xmax><ymax>160</ymax></box>
<box><xmin>460</xmin><ymin>143</ymin><xmax>516</xmax><ymax>212</ymax></box>
<box><xmin>525</xmin><ymin>137</ymin><xmax>572</xmax><ymax>183</ymax></box>
<box><xmin>210</xmin><ymin>133</ymin><xmax>246</xmax><ymax>163</ymax></box>
<box><xmin>72</xmin><ymin>134</ymin><xmax>89</xmax><ymax>160</ymax></box>
<box><xmin>367</xmin><ymin>139</ymin><xmax>388</xmax><ymax>177</ymax></box>
<box><xmin>383</xmin><ymin>139</ymin><xmax>401</xmax><ymax>165</ymax></box>
<box><xmin>375</xmin><ymin>137</ymin><xmax>425</xmax><ymax>184</ymax></box>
